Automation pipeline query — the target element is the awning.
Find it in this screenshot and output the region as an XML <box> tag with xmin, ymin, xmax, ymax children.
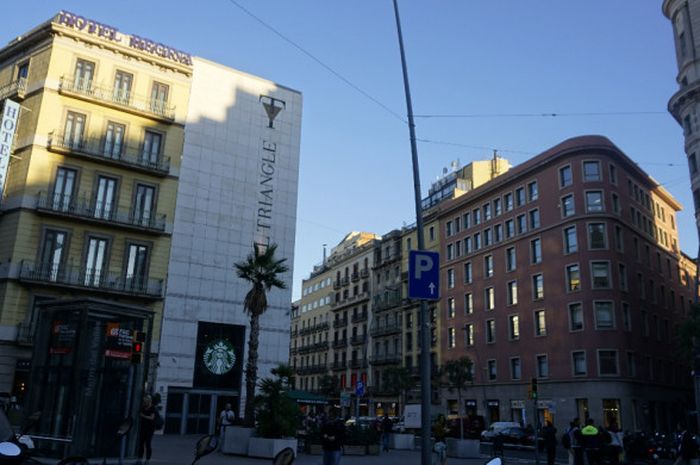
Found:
<box><xmin>286</xmin><ymin>390</ymin><xmax>329</xmax><ymax>405</ymax></box>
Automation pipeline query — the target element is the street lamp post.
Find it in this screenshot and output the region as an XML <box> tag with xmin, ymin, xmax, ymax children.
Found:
<box><xmin>391</xmin><ymin>2</ymin><xmax>432</xmax><ymax>465</ymax></box>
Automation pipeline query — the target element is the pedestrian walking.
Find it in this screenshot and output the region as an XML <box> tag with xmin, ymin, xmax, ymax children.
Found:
<box><xmin>606</xmin><ymin>421</ymin><xmax>624</xmax><ymax>465</ymax></box>
<box><xmin>563</xmin><ymin>418</ymin><xmax>583</xmax><ymax>465</ymax></box>
<box><xmin>542</xmin><ymin>421</ymin><xmax>558</xmax><ymax>465</ymax></box>
<box><xmin>137</xmin><ymin>395</ymin><xmax>156</xmax><ymax>465</ymax></box>
<box><xmin>432</xmin><ymin>414</ymin><xmax>449</xmax><ymax>465</ymax></box>
<box><xmin>579</xmin><ymin>418</ymin><xmax>602</xmax><ymax>465</ymax></box>
<box><xmin>321</xmin><ymin>409</ymin><xmax>345</xmax><ymax>465</ymax></box>
<box><xmin>217</xmin><ymin>402</ymin><xmax>235</xmax><ymax>451</ymax></box>
<box><xmin>678</xmin><ymin>426</ymin><xmax>699</xmax><ymax>465</ymax></box>
<box><xmin>381</xmin><ymin>415</ymin><xmax>393</xmax><ymax>452</ymax></box>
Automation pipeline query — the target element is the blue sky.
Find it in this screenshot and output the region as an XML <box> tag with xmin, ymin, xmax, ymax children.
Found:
<box><xmin>6</xmin><ymin>1</ymin><xmax>691</xmax><ymax>301</ymax></box>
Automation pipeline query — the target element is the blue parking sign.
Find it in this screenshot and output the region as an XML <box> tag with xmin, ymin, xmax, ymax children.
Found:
<box><xmin>356</xmin><ymin>380</ymin><xmax>365</xmax><ymax>397</ymax></box>
<box><xmin>408</xmin><ymin>250</ymin><xmax>440</xmax><ymax>300</ymax></box>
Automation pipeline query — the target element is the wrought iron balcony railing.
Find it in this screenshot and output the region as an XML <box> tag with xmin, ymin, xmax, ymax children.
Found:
<box><xmin>331</xmin><ymin>360</ymin><xmax>347</xmax><ymax>371</ymax></box>
<box><xmin>18</xmin><ymin>260</ymin><xmax>163</xmax><ymax>299</ymax></box>
<box><xmin>47</xmin><ymin>131</ymin><xmax>170</xmax><ymax>176</ymax></box>
<box><xmin>370</xmin><ymin>321</ymin><xmax>402</xmax><ymax>337</ymax></box>
<box><xmin>369</xmin><ymin>352</ymin><xmax>402</xmax><ymax>366</ymax></box>
<box><xmin>58</xmin><ymin>76</ymin><xmax>176</xmax><ymax>122</ymax></box>
<box><xmin>332</xmin><ymin>338</ymin><xmax>348</xmax><ymax>349</ymax></box>
<box><xmin>0</xmin><ymin>78</ymin><xmax>27</xmax><ymax>101</ymax></box>
<box><xmin>351</xmin><ymin>312</ymin><xmax>368</xmax><ymax>323</ymax></box>
<box><xmin>349</xmin><ymin>358</ymin><xmax>368</xmax><ymax>369</ymax></box>
<box><xmin>36</xmin><ymin>192</ymin><xmax>167</xmax><ymax>234</ymax></box>
<box><xmin>350</xmin><ymin>334</ymin><xmax>367</xmax><ymax>346</ymax></box>
<box><xmin>333</xmin><ymin>318</ymin><xmax>348</xmax><ymax>329</ymax></box>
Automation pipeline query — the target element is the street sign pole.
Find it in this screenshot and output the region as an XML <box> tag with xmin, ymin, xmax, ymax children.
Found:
<box><xmin>392</xmin><ymin>2</ymin><xmax>431</xmax><ymax>465</ymax></box>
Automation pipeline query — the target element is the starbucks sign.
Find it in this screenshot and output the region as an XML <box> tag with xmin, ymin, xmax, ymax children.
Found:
<box><xmin>194</xmin><ymin>322</ymin><xmax>245</xmax><ymax>390</ymax></box>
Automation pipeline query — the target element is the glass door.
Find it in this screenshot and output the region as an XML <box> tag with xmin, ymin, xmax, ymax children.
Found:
<box><xmin>94</xmin><ymin>176</ymin><xmax>117</xmax><ymax>220</ymax></box>
<box><xmin>113</xmin><ymin>71</ymin><xmax>133</xmax><ymax>104</ymax></box>
<box><xmin>103</xmin><ymin>123</ymin><xmax>125</xmax><ymax>159</ymax></box>
<box><xmin>52</xmin><ymin>168</ymin><xmax>76</xmax><ymax>212</ymax></box>
<box><xmin>133</xmin><ymin>184</ymin><xmax>155</xmax><ymax>227</ymax></box>
<box><xmin>64</xmin><ymin>112</ymin><xmax>85</xmax><ymax>150</ymax></box>
<box><xmin>125</xmin><ymin>244</ymin><xmax>148</xmax><ymax>291</ymax></box>
<box><xmin>84</xmin><ymin>237</ymin><xmax>107</xmax><ymax>287</ymax></box>
<box><xmin>141</xmin><ymin>131</ymin><xmax>162</xmax><ymax>166</ymax></box>
<box><xmin>39</xmin><ymin>230</ymin><xmax>66</xmax><ymax>282</ymax></box>
<box><xmin>73</xmin><ymin>59</ymin><xmax>94</xmax><ymax>91</ymax></box>
<box><xmin>150</xmin><ymin>82</ymin><xmax>169</xmax><ymax>114</ymax></box>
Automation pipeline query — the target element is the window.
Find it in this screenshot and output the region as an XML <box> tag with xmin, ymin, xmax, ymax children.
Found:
<box><xmin>465</xmin><ymin>324</ymin><xmax>474</xmax><ymax>346</ymax></box>
<box><xmin>516</xmin><ymin>187</ymin><xmax>526</xmax><ymax>207</ymax></box>
<box><xmin>536</xmin><ymin>354</ymin><xmax>549</xmax><ymax>377</ymax></box>
<box><xmin>473</xmin><ymin>232</ymin><xmax>481</xmax><ymax>250</ymax></box>
<box><xmin>614</xmin><ymin>226</ymin><xmax>623</xmax><ymax>252</ymax></box>
<box><xmin>506</xmin><ymin>247</ymin><xmax>516</xmax><ymax>272</ymax></box>
<box><xmin>463</xmin><ymin>212</ymin><xmax>471</xmax><ymax>229</ymax></box>
<box><xmin>591</xmin><ymin>261</ymin><xmax>611</xmax><ymax>288</ymax></box>
<box><xmin>84</xmin><ymin>236</ymin><xmax>108</xmax><ymax>286</ymax></box>
<box><xmin>104</xmin><ymin>122</ymin><xmax>125</xmax><ymax>158</ymax></box>
<box><xmin>446</xmin><ymin>221</ymin><xmax>454</xmax><ymax>237</ymax></box>
<box><xmin>583</xmin><ymin>161</ymin><xmax>601</xmax><ymax>181</ymax></box>
<box><xmin>529</xmin><ymin>209</ymin><xmax>541</xmax><ymax>229</ymax></box>
<box><xmin>588</xmin><ymin>223</ymin><xmax>607</xmax><ymax>249</ymax></box>
<box><xmin>569</xmin><ymin>303</ymin><xmax>583</xmax><ymax>331</ymax></box>
<box><xmin>627</xmin><ymin>352</ymin><xmax>636</xmax><ymax>377</ymax></box>
<box><xmin>504</xmin><ymin>192</ymin><xmax>514</xmax><ymax>211</ymax></box>
<box><xmin>563</xmin><ymin>226</ymin><xmax>578</xmax><ymax>253</ymax></box>
<box><xmin>429</xmin><ymin>226</ymin><xmax>435</xmax><ymax>241</ymax></box>
<box><xmin>16</xmin><ymin>61</ymin><xmax>29</xmax><ymax>80</ymax></box>
<box><xmin>505</xmin><ymin>219</ymin><xmax>514</xmax><ymax>238</ymax></box>
<box><xmin>534</xmin><ymin>310</ymin><xmax>546</xmax><ymax>336</ymax></box>
<box><xmin>473</xmin><ymin>208</ymin><xmax>481</xmax><ymax>225</ymax></box>
<box><xmin>484</xmin><ymin>255</ymin><xmax>494</xmax><ymax>278</ymax></box>
<box><xmin>125</xmin><ymin>243</ymin><xmax>149</xmax><ymax>291</ymax></box>
<box><xmin>598</xmin><ymin>350</ymin><xmax>619</xmax><ymax>375</ymax></box>
<box><xmin>484</xmin><ymin>228</ymin><xmax>492</xmax><ymax>246</ymax></box>
<box><xmin>612</xmin><ymin>193</ymin><xmax>620</xmax><ymax>214</ymax></box>
<box><xmin>528</xmin><ymin>181</ymin><xmax>539</xmax><ymax>201</ymax></box>
<box><xmin>151</xmin><ymin>81</ymin><xmax>170</xmax><ymax>114</ymax></box>
<box><xmin>511</xmin><ymin>358</ymin><xmax>522</xmax><ymax>380</ymax></box>
<box><xmin>517</xmin><ymin>214</ymin><xmax>527</xmax><ymax>234</ymax></box>
<box><xmin>609</xmin><ymin>164</ymin><xmax>617</xmax><ymax>184</ymax></box>
<box><xmin>486</xmin><ymin>319</ymin><xmax>496</xmax><ymax>343</ymax></box>
<box><xmin>113</xmin><ymin>70</ymin><xmax>133</xmax><ymax>104</ymax></box>
<box><xmin>133</xmin><ymin>184</ymin><xmax>156</xmax><ymax>226</ymax></box>
<box><xmin>494</xmin><ymin>224</ymin><xmax>503</xmax><ymax>242</ymax></box>
<box><xmin>618</xmin><ymin>264</ymin><xmax>628</xmax><ymax>291</ymax></box>
<box><xmin>494</xmin><ymin>198</ymin><xmax>502</xmax><ymax>216</ymax></box>
<box><xmin>572</xmin><ymin>351</ymin><xmax>587</xmax><ymax>376</ymax></box>
<box><xmin>64</xmin><ymin>111</ymin><xmax>86</xmax><ymax>149</ymax></box>
<box><xmin>594</xmin><ymin>301</ymin><xmax>615</xmax><ymax>329</ymax></box>
<box><xmin>509</xmin><ymin>315</ymin><xmax>520</xmax><ymax>340</ymax></box>
<box><xmin>464</xmin><ymin>262</ymin><xmax>472</xmax><ymax>283</ymax></box>
<box><xmin>530</xmin><ymin>238</ymin><xmax>542</xmax><ymax>264</ymax></box>
<box><xmin>532</xmin><ymin>274</ymin><xmax>544</xmax><ymax>300</ymax></box>
<box><xmin>52</xmin><ymin>167</ymin><xmax>77</xmax><ymax>212</ymax></box>
<box><xmin>74</xmin><ymin>59</ymin><xmax>95</xmax><ymax>90</ymax></box>
<box><xmin>446</xmin><ymin>297</ymin><xmax>455</xmax><ymax>319</ymax></box>
<box><xmin>484</xmin><ymin>287</ymin><xmax>495</xmax><ymax>311</ymax></box>
<box><xmin>464</xmin><ymin>293</ymin><xmax>473</xmax><ymax>314</ymax></box>
<box><xmin>447</xmin><ymin>268</ymin><xmax>455</xmax><ymax>289</ymax></box>
<box><xmin>586</xmin><ymin>191</ymin><xmax>604</xmax><ymax>213</ymax></box>
<box><xmin>448</xmin><ymin>328</ymin><xmax>456</xmax><ymax>349</ymax></box>
<box><xmin>94</xmin><ymin>175</ymin><xmax>117</xmax><ymax>220</ymax></box>
<box><xmin>487</xmin><ymin>360</ymin><xmax>497</xmax><ymax>380</ymax></box>
<box><xmin>690</xmin><ymin>153</ymin><xmax>698</xmax><ymax>175</ymax></box>
<box><xmin>507</xmin><ymin>281</ymin><xmax>518</xmax><ymax>305</ymax></box>
<box><xmin>566</xmin><ymin>264</ymin><xmax>581</xmax><ymax>292</ymax></box>
<box><xmin>142</xmin><ymin>131</ymin><xmax>163</xmax><ymax>166</ymax></box>
<box><xmin>464</xmin><ymin>237</ymin><xmax>472</xmax><ymax>254</ymax></box>
<box><xmin>561</xmin><ymin>194</ymin><xmax>575</xmax><ymax>217</ymax></box>
<box><xmin>622</xmin><ymin>302</ymin><xmax>631</xmax><ymax>331</ymax></box>
<box><xmin>40</xmin><ymin>229</ymin><xmax>68</xmax><ymax>282</ymax></box>
<box><xmin>559</xmin><ymin>165</ymin><xmax>573</xmax><ymax>187</ymax></box>
<box><xmin>483</xmin><ymin>203</ymin><xmax>492</xmax><ymax>221</ymax></box>
<box><xmin>447</xmin><ymin>244</ymin><xmax>455</xmax><ymax>260</ymax></box>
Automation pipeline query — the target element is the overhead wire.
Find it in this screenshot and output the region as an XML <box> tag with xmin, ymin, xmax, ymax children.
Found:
<box><xmin>415</xmin><ymin>111</ymin><xmax>667</xmax><ymax>119</ymax></box>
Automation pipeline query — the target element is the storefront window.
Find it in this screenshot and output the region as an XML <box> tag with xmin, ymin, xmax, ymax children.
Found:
<box><xmin>603</xmin><ymin>399</ymin><xmax>621</xmax><ymax>428</ymax></box>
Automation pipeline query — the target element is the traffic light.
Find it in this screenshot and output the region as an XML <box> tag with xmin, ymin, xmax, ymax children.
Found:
<box><xmin>131</xmin><ymin>331</ymin><xmax>146</xmax><ymax>363</ymax></box>
<box><xmin>531</xmin><ymin>377</ymin><xmax>538</xmax><ymax>399</ymax></box>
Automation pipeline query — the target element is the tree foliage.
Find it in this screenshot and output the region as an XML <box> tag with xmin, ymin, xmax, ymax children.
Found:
<box><xmin>442</xmin><ymin>356</ymin><xmax>473</xmax><ymax>440</ymax></box>
<box><xmin>254</xmin><ymin>364</ymin><xmax>300</xmax><ymax>439</ymax></box>
<box><xmin>679</xmin><ymin>304</ymin><xmax>700</xmax><ymax>361</ymax></box>
<box><xmin>318</xmin><ymin>374</ymin><xmax>340</xmax><ymax>397</ymax></box>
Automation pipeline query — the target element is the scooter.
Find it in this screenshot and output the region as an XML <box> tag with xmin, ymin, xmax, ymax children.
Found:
<box><xmin>188</xmin><ymin>435</ymin><xmax>295</xmax><ymax>465</ymax></box>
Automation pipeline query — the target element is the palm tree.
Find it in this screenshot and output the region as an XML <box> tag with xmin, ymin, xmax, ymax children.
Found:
<box><xmin>235</xmin><ymin>243</ymin><xmax>289</xmax><ymax>426</ymax></box>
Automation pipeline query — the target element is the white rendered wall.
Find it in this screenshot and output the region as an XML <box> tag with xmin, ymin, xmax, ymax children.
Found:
<box><xmin>156</xmin><ymin>57</ymin><xmax>302</xmax><ymax>412</ymax></box>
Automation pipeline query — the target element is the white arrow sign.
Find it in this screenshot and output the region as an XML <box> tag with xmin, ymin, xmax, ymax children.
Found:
<box><xmin>428</xmin><ymin>282</ymin><xmax>436</xmax><ymax>295</ymax></box>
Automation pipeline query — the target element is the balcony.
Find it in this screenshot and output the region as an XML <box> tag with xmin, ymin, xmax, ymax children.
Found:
<box><xmin>370</xmin><ymin>321</ymin><xmax>402</xmax><ymax>337</ymax></box>
<box><xmin>18</xmin><ymin>260</ymin><xmax>164</xmax><ymax>300</ymax></box>
<box><xmin>36</xmin><ymin>192</ymin><xmax>167</xmax><ymax>235</ymax></box>
<box><xmin>370</xmin><ymin>352</ymin><xmax>402</xmax><ymax>366</ymax></box>
<box><xmin>360</xmin><ymin>268</ymin><xmax>370</xmax><ymax>279</ymax></box>
<box><xmin>297</xmin><ymin>364</ymin><xmax>328</xmax><ymax>375</ymax></box>
<box><xmin>58</xmin><ymin>76</ymin><xmax>176</xmax><ymax>123</ymax></box>
<box><xmin>16</xmin><ymin>321</ymin><xmax>35</xmax><ymax>346</ymax></box>
<box><xmin>351</xmin><ymin>312</ymin><xmax>368</xmax><ymax>324</ymax></box>
<box><xmin>351</xmin><ymin>272</ymin><xmax>360</xmax><ymax>282</ymax></box>
<box><xmin>340</xmin><ymin>277</ymin><xmax>350</xmax><ymax>286</ymax></box>
<box><xmin>333</xmin><ymin>318</ymin><xmax>348</xmax><ymax>329</ymax></box>
<box><xmin>333</xmin><ymin>280</ymin><xmax>341</xmax><ymax>290</ymax></box>
<box><xmin>0</xmin><ymin>78</ymin><xmax>27</xmax><ymax>101</ymax></box>
<box><xmin>373</xmin><ymin>296</ymin><xmax>402</xmax><ymax>312</ymax></box>
<box><xmin>331</xmin><ymin>361</ymin><xmax>347</xmax><ymax>371</ymax></box>
<box><xmin>316</xmin><ymin>322</ymin><xmax>330</xmax><ymax>331</ymax></box>
<box><xmin>47</xmin><ymin>132</ymin><xmax>170</xmax><ymax>176</ymax></box>
<box><xmin>350</xmin><ymin>334</ymin><xmax>367</xmax><ymax>346</ymax></box>
<box><xmin>332</xmin><ymin>338</ymin><xmax>348</xmax><ymax>349</ymax></box>
<box><xmin>349</xmin><ymin>358</ymin><xmax>368</xmax><ymax>369</ymax></box>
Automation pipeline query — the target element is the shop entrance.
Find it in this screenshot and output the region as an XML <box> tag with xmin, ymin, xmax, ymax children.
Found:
<box><xmin>164</xmin><ymin>389</ymin><xmax>239</xmax><ymax>435</ymax></box>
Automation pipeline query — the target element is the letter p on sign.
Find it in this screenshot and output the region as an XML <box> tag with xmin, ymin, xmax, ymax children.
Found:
<box><xmin>408</xmin><ymin>250</ymin><xmax>440</xmax><ymax>301</ymax></box>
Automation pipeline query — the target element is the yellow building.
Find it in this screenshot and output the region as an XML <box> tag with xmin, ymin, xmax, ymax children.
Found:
<box><xmin>0</xmin><ymin>11</ymin><xmax>190</xmax><ymax>456</ymax></box>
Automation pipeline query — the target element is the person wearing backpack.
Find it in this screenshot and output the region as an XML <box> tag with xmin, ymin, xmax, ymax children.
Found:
<box><xmin>564</xmin><ymin>417</ymin><xmax>583</xmax><ymax>465</ymax></box>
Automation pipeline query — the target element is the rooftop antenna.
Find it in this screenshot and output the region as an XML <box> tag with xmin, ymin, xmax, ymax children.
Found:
<box><xmin>322</xmin><ymin>244</ymin><xmax>327</xmax><ymax>265</ymax></box>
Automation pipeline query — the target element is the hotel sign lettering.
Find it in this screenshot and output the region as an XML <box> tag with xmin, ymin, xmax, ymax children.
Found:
<box><xmin>0</xmin><ymin>99</ymin><xmax>20</xmax><ymax>197</ymax></box>
<box><xmin>56</xmin><ymin>11</ymin><xmax>193</xmax><ymax>66</ymax></box>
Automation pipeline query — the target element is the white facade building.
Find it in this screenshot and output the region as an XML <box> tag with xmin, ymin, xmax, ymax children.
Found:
<box><xmin>155</xmin><ymin>57</ymin><xmax>302</xmax><ymax>434</ymax></box>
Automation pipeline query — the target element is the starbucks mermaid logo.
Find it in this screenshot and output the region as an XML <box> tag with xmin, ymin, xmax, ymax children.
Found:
<box><xmin>202</xmin><ymin>339</ymin><xmax>236</xmax><ymax>375</ymax></box>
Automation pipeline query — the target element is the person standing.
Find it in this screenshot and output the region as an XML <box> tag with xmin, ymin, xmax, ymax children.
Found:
<box><xmin>679</xmin><ymin>426</ymin><xmax>699</xmax><ymax>465</ymax></box>
<box><xmin>137</xmin><ymin>395</ymin><xmax>156</xmax><ymax>465</ymax></box>
<box><xmin>381</xmin><ymin>415</ymin><xmax>393</xmax><ymax>452</ymax></box>
<box><xmin>217</xmin><ymin>403</ymin><xmax>235</xmax><ymax>450</ymax></box>
<box><xmin>542</xmin><ymin>421</ymin><xmax>558</xmax><ymax>465</ymax></box>
<box><xmin>606</xmin><ymin>421</ymin><xmax>624</xmax><ymax>465</ymax></box>
<box><xmin>579</xmin><ymin>418</ymin><xmax>602</xmax><ymax>465</ymax></box>
<box><xmin>321</xmin><ymin>410</ymin><xmax>345</xmax><ymax>465</ymax></box>
<box><xmin>566</xmin><ymin>418</ymin><xmax>584</xmax><ymax>465</ymax></box>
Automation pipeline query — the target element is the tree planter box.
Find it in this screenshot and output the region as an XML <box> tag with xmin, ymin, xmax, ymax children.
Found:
<box><xmin>221</xmin><ymin>426</ymin><xmax>255</xmax><ymax>455</ymax></box>
<box><xmin>390</xmin><ymin>433</ymin><xmax>415</xmax><ymax>450</ymax></box>
<box><xmin>343</xmin><ymin>445</ymin><xmax>366</xmax><ymax>455</ymax></box>
<box><xmin>367</xmin><ymin>444</ymin><xmax>380</xmax><ymax>455</ymax></box>
<box><xmin>247</xmin><ymin>437</ymin><xmax>298</xmax><ymax>459</ymax></box>
<box><xmin>446</xmin><ymin>438</ymin><xmax>480</xmax><ymax>458</ymax></box>
<box><xmin>309</xmin><ymin>444</ymin><xmax>323</xmax><ymax>455</ymax></box>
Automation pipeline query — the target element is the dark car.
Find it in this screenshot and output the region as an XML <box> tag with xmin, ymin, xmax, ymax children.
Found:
<box><xmin>447</xmin><ymin>415</ymin><xmax>485</xmax><ymax>440</ymax></box>
<box><xmin>497</xmin><ymin>427</ymin><xmax>536</xmax><ymax>446</ymax></box>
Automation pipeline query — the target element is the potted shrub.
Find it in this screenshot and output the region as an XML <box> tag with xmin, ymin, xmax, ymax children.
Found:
<box><xmin>247</xmin><ymin>365</ymin><xmax>300</xmax><ymax>458</ymax></box>
<box><xmin>343</xmin><ymin>425</ymin><xmax>367</xmax><ymax>455</ymax></box>
<box><xmin>443</xmin><ymin>357</ymin><xmax>480</xmax><ymax>458</ymax></box>
<box><xmin>382</xmin><ymin>367</ymin><xmax>416</xmax><ymax>450</ymax></box>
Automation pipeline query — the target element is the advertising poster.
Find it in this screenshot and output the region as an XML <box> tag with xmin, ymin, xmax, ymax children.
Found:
<box><xmin>193</xmin><ymin>322</ymin><xmax>245</xmax><ymax>390</ymax></box>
